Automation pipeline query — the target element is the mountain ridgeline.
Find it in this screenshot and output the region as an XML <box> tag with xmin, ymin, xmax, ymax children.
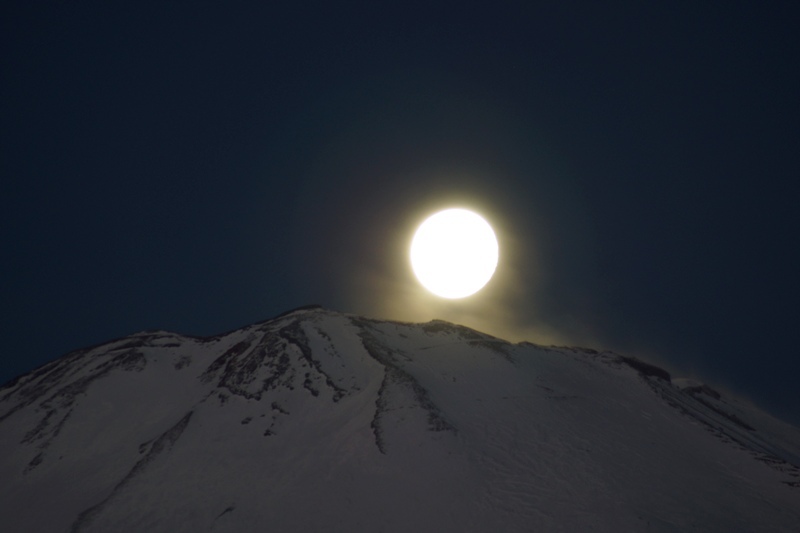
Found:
<box><xmin>1</xmin><ymin>307</ymin><xmax>799</xmax><ymax>532</ymax></box>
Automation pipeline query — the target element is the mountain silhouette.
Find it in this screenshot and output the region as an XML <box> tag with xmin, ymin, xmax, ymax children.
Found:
<box><xmin>1</xmin><ymin>306</ymin><xmax>798</xmax><ymax>532</ymax></box>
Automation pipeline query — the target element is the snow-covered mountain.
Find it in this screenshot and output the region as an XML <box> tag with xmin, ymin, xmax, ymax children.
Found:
<box><xmin>1</xmin><ymin>306</ymin><xmax>798</xmax><ymax>532</ymax></box>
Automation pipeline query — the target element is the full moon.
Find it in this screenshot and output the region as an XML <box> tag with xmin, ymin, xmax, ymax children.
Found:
<box><xmin>410</xmin><ymin>208</ymin><xmax>499</xmax><ymax>299</ymax></box>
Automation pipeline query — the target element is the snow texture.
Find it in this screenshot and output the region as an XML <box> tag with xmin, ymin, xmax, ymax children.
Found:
<box><xmin>1</xmin><ymin>306</ymin><xmax>798</xmax><ymax>532</ymax></box>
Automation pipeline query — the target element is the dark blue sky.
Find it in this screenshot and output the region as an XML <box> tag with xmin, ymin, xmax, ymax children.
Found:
<box><xmin>2</xmin><ymin>3</ymin><xmax>799</xmax><ymax>424</ymax></box>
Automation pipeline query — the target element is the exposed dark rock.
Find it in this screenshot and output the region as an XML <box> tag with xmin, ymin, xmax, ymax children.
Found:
<box><xmin>618</xmin><ymin>356</ymin><xmax>671</xmax><ymax>381</ymax></box>
<box><xmin>684</xmin><ymin>383</ymin><xmax>722</xmax><ymax>400</ymax></box>
<box><xmin>215</xmin><ymin>506</ymin><xmax>235</xmax><ymax>520</ymax></box>
<box><xmin>356</xmin><ymin>320</ymin><xmax>456</xmax><ymax>456</ymax></box>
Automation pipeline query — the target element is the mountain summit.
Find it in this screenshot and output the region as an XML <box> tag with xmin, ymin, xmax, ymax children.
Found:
<box><xmin>1</xmin><ymin>307</ymin><xmax>799</xmax><ymax>532</ymax></box>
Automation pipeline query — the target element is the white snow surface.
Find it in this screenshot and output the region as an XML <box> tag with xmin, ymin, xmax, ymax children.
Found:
<box><xmin>1</xmin><ymin>307</ymin><xmax>798</xmax><ymax>532</ymax></box>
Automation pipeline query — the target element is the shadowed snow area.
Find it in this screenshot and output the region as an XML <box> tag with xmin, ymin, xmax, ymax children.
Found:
<box><xmin>1</xmin><ymin>307</ymin><xmax>798</xmax><ymax>532</ymax></box>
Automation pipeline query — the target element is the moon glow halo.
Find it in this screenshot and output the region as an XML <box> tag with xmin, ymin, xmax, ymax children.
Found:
<box><xmin>410</xmin><ymin>208</ymin><xmax>499</xmax><ymax>299</ymax></box>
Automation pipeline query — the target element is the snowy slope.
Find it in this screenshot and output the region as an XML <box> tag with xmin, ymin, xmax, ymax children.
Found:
<box><xmin>1</xmin><ymin>306</ymin><xmax>798</xmax><ymax>532</ymax></box>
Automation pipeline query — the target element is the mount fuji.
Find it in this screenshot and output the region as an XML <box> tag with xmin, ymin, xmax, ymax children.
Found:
<box><xmin>1</xmin><ymin>306</ymin><xmax>798</xmax><ymax>532</ymax></box>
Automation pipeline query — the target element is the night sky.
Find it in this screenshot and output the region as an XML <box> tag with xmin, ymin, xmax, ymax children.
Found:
<box><xmin>3</xmin><ymin>3</ymin><xmax>799</xmax><ymax>424</ymax></box>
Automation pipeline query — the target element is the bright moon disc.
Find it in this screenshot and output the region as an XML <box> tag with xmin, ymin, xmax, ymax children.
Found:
<box><xmin>410</xmin><ymin>208</ymin><xmax>499</xmax><ymax>298</ymax></box>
